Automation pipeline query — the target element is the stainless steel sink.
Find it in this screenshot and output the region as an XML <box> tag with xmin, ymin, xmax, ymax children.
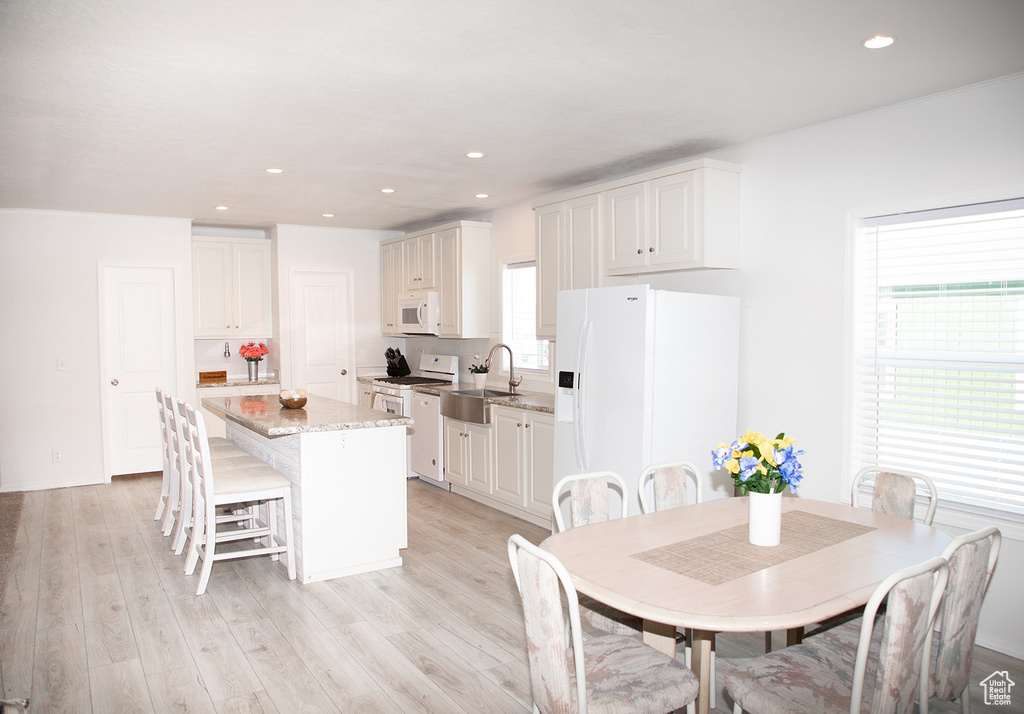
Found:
<box><xmin>440</xmin><ymin>389</ymin><xmax>515</xmax><ymax>424</ymax></box>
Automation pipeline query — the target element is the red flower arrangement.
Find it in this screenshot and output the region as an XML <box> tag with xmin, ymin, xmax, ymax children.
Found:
<box><xmin>239</xmin><ymin>342</ymin><xmax>269</xmax><ymax>362</ymax></box>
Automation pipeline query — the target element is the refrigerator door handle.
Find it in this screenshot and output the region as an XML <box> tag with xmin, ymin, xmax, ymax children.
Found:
<box><xmin>572</xmin><ymin>321</ymin><xmax>586</xmax><ymax>468</ymax></box>
<box><xmin>577</xmin><ymin>320</ymin><xmax>593</xmax><ymax>470</ymax></box>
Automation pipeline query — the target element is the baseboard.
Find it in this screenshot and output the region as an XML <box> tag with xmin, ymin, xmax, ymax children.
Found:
<box><xmin>976</xmin><ymin>632</ymin><xmax>1024</xmax><ymax>660</ymax></box>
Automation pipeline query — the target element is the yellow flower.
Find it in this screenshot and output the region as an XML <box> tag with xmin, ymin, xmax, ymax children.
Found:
<box><xmin>724</xmin><ymin>458</ymin><xmax>739</xmax><ymax>474</ymax></box>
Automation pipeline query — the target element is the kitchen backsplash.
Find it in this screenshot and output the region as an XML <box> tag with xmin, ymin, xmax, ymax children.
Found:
<box><xmin>195</xmin><ymin>338</ymin><xmax>276</xmax><ymax>381</ymax></box>
<box><xmin>403</xmin><ymin>336</ymin><xmax>555</xmax><ymax>394</ymax></box>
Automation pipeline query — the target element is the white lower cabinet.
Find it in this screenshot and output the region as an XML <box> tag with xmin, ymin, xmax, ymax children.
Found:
<box><xmin>198</xmin><ymin>384</ymin><xmax>280</xmax><ymax>438</ymax></box>
<box><xmin>452</xmin><ymin>405</ymin><xmax>554</xmax><ymax>527</ymax></box>
<box><xmin>443</xmin><ymin>418</ymin><xmax>492</xmax><ymax>494</ymax></box>
<box><xmin>358</xmin><ymin>383</ymin><xmax>374</xmax><ymax>408</ymax></box>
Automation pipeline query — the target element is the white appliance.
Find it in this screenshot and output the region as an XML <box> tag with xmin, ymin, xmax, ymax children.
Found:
<box><xmin>372</xmin><ymin>353</ymin><xmax>458</xmax><ymax>487</ymax></box>
<box><xmin>554</xmin><ymin>285</ymin><xmax>740</xmax><ymax>519</ymax></box>
<box><xmin>397</xmin><ymin>290</ymin><xmax>440</xmax><ymax>335</ymax></box>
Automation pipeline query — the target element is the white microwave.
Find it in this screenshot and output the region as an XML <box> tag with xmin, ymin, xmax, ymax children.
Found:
<box><xmin>397</xmin><ymin>291</ymin><xmax>439</xmax><ymax>335</ymax></box>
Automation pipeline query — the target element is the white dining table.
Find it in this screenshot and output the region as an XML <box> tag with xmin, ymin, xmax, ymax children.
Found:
<box><xmin>542</xmin><ymin>497</ymin><xmax>952</xmax><ymax>714</ymax></box>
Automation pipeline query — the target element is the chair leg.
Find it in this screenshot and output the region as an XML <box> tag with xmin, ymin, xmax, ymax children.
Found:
<box><xmin>195</xmin><ymin>502</ymin><xmax>216</xmax><ymax>596</ymax></box>
<box><xmin>733</xmin><ymin>703</ymin><xmax>743</xmax><ymax>714</ymax></box>
<box><xmin>267</xmin><ymin>499</ymin><xmax>279</xmax><ymax>561</ymax></box>
<box><xmin>172</xmin><ymin>477</ymin><xmax>192</xmax><ymax>555</ymax></box>
<box><xmin>154</xmin><ymin>464</ymin><xmax>169</xmax><ymax>521</ymax></box>
<box><xmin>961</xmin><ymin>691</ymin><xmax>970</xmax><ymax>714</ymax></box>
<box><xmin>283</xmin><ymin>490</ymin><xmax>295</xmax><ymax>580</ymax></box>
<box><xmin>183</xmin><ymin>509</ymin><xmax>202</xmax><ymax>576</ymax></box>
<box><xmin>764</xmin><ymin>631</ymin><xmax>773</xmax><ymax>652</ymax></box>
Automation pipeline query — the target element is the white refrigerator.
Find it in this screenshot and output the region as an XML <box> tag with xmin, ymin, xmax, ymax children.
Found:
<box><xmin>554</xmin><ymin>285</ymin><xmax>740</xmax><ymax>520</ymax></box>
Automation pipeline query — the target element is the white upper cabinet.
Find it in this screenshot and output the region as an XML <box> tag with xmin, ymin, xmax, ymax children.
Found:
<box><xmin>535</xmin><ymin>194</ymin><xmax>602</xmax><ymax>340</ymax></box>
<box><xmin>402</xmin><ymin>232</ymin><xmax>438</xmax><ymax>291</ymax></box>
<box><xmin>193</xmin><ymin>238</ymin><xmax>272</xmax><ymax>338</ymax></box>
<box><xmin>380</xmin><ymin>241</ymin><xmax>403</xmax><ymax>335</ymax></box>
<box><xmin>381</xmin><ymin>220</ymin><xmax>490</xmax><ymax>339</ymax></box>
<box><xmin>534</xmin><ymin>158</ymin><xmax>740</xmax><ymax>291</ymax></box>
<box><xmin>605</xmin><ymin>164</ymin><xmax>739</xmax><ymax>275</ymax></box>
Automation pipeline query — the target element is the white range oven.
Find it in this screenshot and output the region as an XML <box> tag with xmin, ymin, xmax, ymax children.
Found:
<box><xmin>371</xmin><ymin>354</ymin><xmax>458</xmax><ymax>488</ymax></box>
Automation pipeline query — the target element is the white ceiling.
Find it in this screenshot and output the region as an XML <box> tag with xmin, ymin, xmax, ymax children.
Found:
<box><xmin>2</xmin><ymin>1</ymin><xmax>1023</xmax><ymax>233</ymax></box>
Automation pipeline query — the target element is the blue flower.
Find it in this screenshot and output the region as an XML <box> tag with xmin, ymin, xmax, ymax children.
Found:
<box><xmin>711</xmin><ymin>445</ymin><xmax>730</xmax><ymax>470</ymax></box>
<box><xmin>739</xmin><ymin>456</ymin><xmax>760</xmax><ymax>482</ymax></box>
<box><xmin>775</xmin><ymin>446</ymin><xmax>805</xmax><ymax>491</ymax></box>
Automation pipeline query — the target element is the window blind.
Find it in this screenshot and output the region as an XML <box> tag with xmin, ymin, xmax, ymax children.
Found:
<box><xmin>852</xmin><ymin>201</ymin><xmax>1024</xmax><ymax>520</ymax></box>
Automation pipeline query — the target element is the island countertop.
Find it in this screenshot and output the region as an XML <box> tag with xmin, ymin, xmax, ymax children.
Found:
<box><xmin>201</xmin><ymin>393</ymin><xmax>412</xmax><ymax>437</ymax></box>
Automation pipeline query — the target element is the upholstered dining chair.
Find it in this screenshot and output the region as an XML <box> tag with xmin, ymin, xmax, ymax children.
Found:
<box><xmin>805</xmin><ymin>526</ymin><xmax>1001</xmax><ymax>714</ymax></box>
<box><xmin>725</xmin><ymin>555</ymin><xmax>949</xmax><ymax>714</ymax></box>
<box><xmin>851</xmin><ymin>466</ymin><xmax>939</xmax><ymax>525</ymax></box>
<box><xmin>552</xmin><ymin>472</ymin><xmax>642</xmax><ymax>639</ymax></box>
<box><xmin>508</xmin><ymin>534</ymin><xmax>699</xmax><ymax>714</ymax></box>
<box><xmin>182</xmin><ymin>402</ymin><xmax>295</xmax><ymax>595</ymax></box>
<box><xmin>638</xmin><ymin>460</ymin><xmax>703</xmax><ymax>514</ymax></box>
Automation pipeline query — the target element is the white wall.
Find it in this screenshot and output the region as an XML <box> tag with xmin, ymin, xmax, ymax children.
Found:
<box><xmin>271</xmin><ymin>224</ymin><xmax>402</xmax><ymax>399</ymax></box>
<box><xmin>0</xmin><ymin>209</ymin><xmax>194</xmax><ymax>491</ymax></box>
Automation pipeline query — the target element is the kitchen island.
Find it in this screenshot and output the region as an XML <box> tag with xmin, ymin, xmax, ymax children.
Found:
<box><xmin>201</xmin><ymin>393</ymin><xmax>412</xmax><ymax>584</ymax></box>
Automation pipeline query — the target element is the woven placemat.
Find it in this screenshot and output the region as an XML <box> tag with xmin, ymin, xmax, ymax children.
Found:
<box><xmin>631</xmin><ymin>510</ymin><xmax>876</xmax><ymax>586</ymax></box>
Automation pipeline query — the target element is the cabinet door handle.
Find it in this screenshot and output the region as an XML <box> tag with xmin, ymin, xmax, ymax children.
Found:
<box><xmin>649</xmin><ymin>247</ymin><xmax>655</xmax><ymax>252</ymax></box>
<box><xmin>525</xmin><ymin>423</ymin><xmax>531</xmax><ymax>428</ymax></box>
<box><xmin>637</xmin><ymin>249</ymin><xmax>642</xmax><ymax>255</ymax></box>
<box><xmin>340</xmin><ymin>369</ymin><xmax>348</xmax><ymax>375</ymax></box>
<box><xmin>110</xmin><ymin>378</ymin><xmax>119</xmax><ymax>386</ymax></box>
<box><xmin>517</xmin><ymin>422</ymin><xmax>521</xmax><ymax>427</ymax></box>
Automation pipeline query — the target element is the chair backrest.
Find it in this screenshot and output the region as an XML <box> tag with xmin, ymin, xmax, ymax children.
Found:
<box><xmin>638</xmin><ymin>461</ymin><xmax>703</xmax><ymax>514</ymax></box>
<box><xmin>163</xmin><ymin>393</ymin><xmax>183</xmax><ymax>501</ymax></box>
<box><xmin>931</xmin><ymin>526</ymin><xmax>1002</xmax><ymax>703</ymax></box>
<box><xmin>552</xmin><ymin>471</ymin><xmax>629</xmax><ymax>533</ymax></box>
<box><xmin>852</xmin><ymin>466</ymin><xmax>939</xmax><ymax>525</ymax></box>
<box><xmin>850</xmin><ymin>556</ymin><xmax>949</xmax><ymax>714</ymax></box>
<box><xmin>185</xmin><ymin>403</ymin><xmax>216</xmax><ymax>516</ymax></box>
<box><xmin>508</xmin><ymin>534</ymin><xmax>587</xmax><ymax>714</ymax></box>
<box><xmin>156</xmin><ymin>388</ymin><xmax>171</xmax><ymax>471</ymax></box>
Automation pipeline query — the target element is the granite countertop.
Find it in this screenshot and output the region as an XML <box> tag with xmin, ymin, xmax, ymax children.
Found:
<box><xmin>412</xmin><ymin>383</ymin><xmax>554</xmax><ymax>414</ymax></box>
<box><xmin>197</xmin><ymin>379</ymin><xmax>280</xmax><ymax>389</ymax></box>
<box><xmin>201</xmin><ymin>393</ymin><xmax>412</xmax><ymax>437</ymax></box>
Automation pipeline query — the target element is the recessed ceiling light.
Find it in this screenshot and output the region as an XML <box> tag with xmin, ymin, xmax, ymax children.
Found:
<box><xmin>214</xmin><ymin>205</ymin><xmax>228</xmax><ymax>210</ymax></box>
<box><xmin>265</xmin><ymin>168</ymin><xmax>283</xmax><ymax>174</ymax></box>
<box><xmin>322</xmin><ymin>213</ymin><xmax>334</xmax><ymax>218</ymax></box>
<box><xmin>863</xmin><ymin>34</ymin><xmax>895</xmax><ymax>49</ymax></box>
<box><xmin>475</xmin><ymin>193</ymin><xmax>489</xmax><ymax>199</ymax></box>
<box><xmin>381</xmin><ymin>188</ymin><xmax>395</xmax><ymax>193</ymax></box>
<box><xmin>466</xmin><ymin>152</ymin><xmax>484</xmax><ymax>159</ymax></box>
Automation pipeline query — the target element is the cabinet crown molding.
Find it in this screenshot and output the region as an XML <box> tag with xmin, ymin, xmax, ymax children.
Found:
<box><xmin>381</xmin><ymin>219</ymin><xmax>492</xmax><ymax>245</ymax></box>
<box><xmin>532</xmin><ymin>157</ymin><xmax>740</xmax><ymax>209</ymax></box>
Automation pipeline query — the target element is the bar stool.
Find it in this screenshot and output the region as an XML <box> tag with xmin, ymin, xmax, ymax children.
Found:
<box><xmin>182</xmin><ymin>402</ymin><xmax>295</xmax><ymax>595</ymax></box>
<box><xmin>154</xmin><ymin>388</ymin><xmax>173</xmax><ymax>526</ymax></box>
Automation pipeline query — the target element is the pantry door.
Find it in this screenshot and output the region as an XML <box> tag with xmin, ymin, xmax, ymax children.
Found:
<box><xmin>290</xmin><ymin>270</ymin><xmax>355</xmax><ymax>402</ymax></box>
<box><xmin>100</xmin><ymin>265</ymin><xmax>178</xmax><ymax>478</ymax></box>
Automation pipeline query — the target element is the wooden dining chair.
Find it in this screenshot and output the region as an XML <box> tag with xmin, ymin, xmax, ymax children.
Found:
<box><xmin>552</xmin><ymin>471</ymin><xmax>642</xmax><ymax>639</ymax></box>
<box><xmin>154</xmin><ymin>388</ymin><xmax>173</xmax><ymax>526</ymax></box>
<box><xmin>171</xmin><ymin>398</ymin><xmax>271</xmax><ymax>556</ymax></box>
<box><xmin>183</xmin><ymin>402</ymin><xmax>295</xmax><ymax>595</ymax></box>
<box><xmin>725</xmin><ymin>555</ymin><xmax>949</xmax><ymax>714</ymax></box>
<box><xmin>851</xmin><ymin>466</ymin><xmax>939</xmax><ymax>525</ymax></box>
<box><xmin>638</xmin><ymin>460</ymin><xmax>703</xmax><ymax>514</ymax></box>
<box><xmin>508</xmin><ymin>534</ymin><xmax>699</xmax><ymax>714</ymax></box>
<box><xmin>805</xmin><ymin>526</ymin><xmax>1001</xmax><ymax>714</ymax></box>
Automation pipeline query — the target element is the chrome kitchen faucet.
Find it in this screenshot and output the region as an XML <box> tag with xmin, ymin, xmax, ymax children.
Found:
<box><xmin>484</xmin><ymin>343</ymin><xmax>524</xmax><ymax>395</ymax></box>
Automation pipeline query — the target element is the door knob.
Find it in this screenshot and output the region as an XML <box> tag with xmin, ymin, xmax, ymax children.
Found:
<box><xmin>110</xmin><ymin>378</ymin><xmax>119</xmax><ymax>386</ymax></box>
<box><xmin>340</xmin><ymin>369</ymin><xmax>348</xmax><ymax>375</ymax></box>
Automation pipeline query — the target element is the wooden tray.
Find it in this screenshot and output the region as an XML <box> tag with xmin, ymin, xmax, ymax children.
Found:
<box><xmin>199</xmin><ymin>371</ymin><xmax>227</xmax><ymax>384</ymax></box>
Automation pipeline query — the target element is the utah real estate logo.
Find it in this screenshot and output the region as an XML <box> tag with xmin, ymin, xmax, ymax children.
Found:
<box><xmin>980</xmin><ymin>671</ymin><xmax>1015</xmax><ymax>707</ymax></box>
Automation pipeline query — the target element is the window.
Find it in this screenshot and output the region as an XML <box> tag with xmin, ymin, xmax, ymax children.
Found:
<box><xmin>851</xmin><ymin>199</ymin><xmax>1024</xmax><ymax>525</ymax></box>
<box><xmin>502</xmin><ymin>261</ymin><xmax>550</xmax><ymax>373</ymax></box>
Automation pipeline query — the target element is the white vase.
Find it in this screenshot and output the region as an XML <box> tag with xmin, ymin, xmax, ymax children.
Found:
<box><xmin>473</xmin><ymin>372</ymin><xmax>487</xmax><ymax>389</ymax></box>
<box><xmin>748</xmin><ymin>490</ymin><xmax>783</xmax><ymax>547</ymax></box>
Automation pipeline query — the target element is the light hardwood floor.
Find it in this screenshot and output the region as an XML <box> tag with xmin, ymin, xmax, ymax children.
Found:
<box><xmin>1</xmin><ymin>476</ymin><xmax>1021</xmax><ymax>713</ymax></box>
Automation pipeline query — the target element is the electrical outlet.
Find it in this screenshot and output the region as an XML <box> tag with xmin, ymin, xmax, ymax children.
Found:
<box><xmin>57</xmin><ymin>358</ymin><xmax>68</xmax><ymax>372</ymax></box>
<box><xmin>52</xmin><ymin>450</ymin><xmax>62</xmax><ymax>463</ymax></box>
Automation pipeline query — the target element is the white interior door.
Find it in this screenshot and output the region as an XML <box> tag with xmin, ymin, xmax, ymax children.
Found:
<box><xmin>101</xmin><ymin>265</ymin><xmax>177</xmax><ymax>477</ymax></box>
<box><xmin>291</xmin><ymin>270</ymin><xmax>354</xmax><ymax>402</ymax></box>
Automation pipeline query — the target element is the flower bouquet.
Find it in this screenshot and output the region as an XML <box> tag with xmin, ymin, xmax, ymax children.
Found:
<box><xmin>239</xmin><ymin>342</ymin><xmax>269</xmax><ymax>362</ymax></box>
<box><xmin>240</xmin><ymin>342</ymin><xmax>269</xmax><ymax>382</ymax></box>
<box><xmin>712</xmin><ymin>430</ymin><xmax>804</xmax><ymax>495</ymax></box>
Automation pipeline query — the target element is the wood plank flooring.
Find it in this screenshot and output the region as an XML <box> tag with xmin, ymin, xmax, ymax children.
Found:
<box><xmin>2</xmin><ymin>476</ymin><xmax>1021</xmax><ymax>712</ymax></box>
